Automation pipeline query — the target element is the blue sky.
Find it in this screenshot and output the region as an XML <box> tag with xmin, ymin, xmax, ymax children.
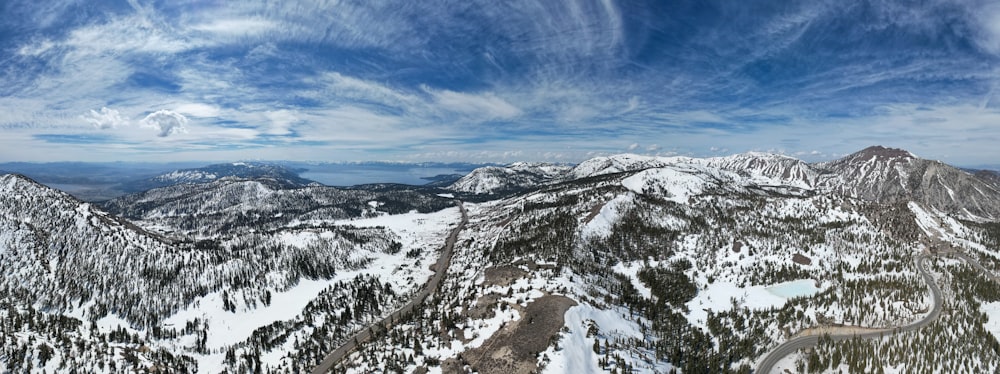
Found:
<box><xmin>2</xmin><ymin>0</ymin><xmax>1000</xmax><ymax>165</ymax></box>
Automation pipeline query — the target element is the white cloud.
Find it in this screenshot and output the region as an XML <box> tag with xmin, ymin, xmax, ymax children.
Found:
<box><xmin>17</xmin><ymin>40</ymin><xmax>56</xmax><ymax>57</ymax></box>
<box><xmin>426</xmin><ymin>87</ymin><xmax>522</xmax><ymax>120</ymax></box>
<box><xmin>141</xmin><ymin>110</ymin><xmax>189</xmax><ymax>137</ymax></box>
<box><xmin>318</xmin><ymin>72</ymin><xmax>420</xmax><ymax>108</ymax></box>
<box><xmin>175</xmin><ymin>103</ymin><xmax>222</xmax><ymax>118</ymax></box>
<box><xmin>190</xmin><ymin>18</ymin><xmax>278</xmax><ymax>36</ymax></box>
<box><xmin>975</xmin><ymin>3</ymin><xmax>1000</xmax><ymax>55</ymax></box>
<box><xmin>627</xmin><ymin>143</ymin><xmax>639</xmax><ymax>151</ymax></box>
<box><xmin>263</xmin><ymin>110</ymin><xmax>300</xmax><ymax>135</ymax></box>
<box><xmin>66</xmin><ymin>15</ymin><xmax>196</xmax><ymax>56</ymax></box>
<box><xmin>81</xmin><ymin>107</ymin><xmax>129</xmax><ymax>129</ymax></box>
<box><xmin>623</xmin><ymin>96</ymin><xmax>640</xmax><ymax>113</ymax></box>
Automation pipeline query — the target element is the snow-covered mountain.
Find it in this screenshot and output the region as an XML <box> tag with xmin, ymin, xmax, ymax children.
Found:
<box><xmin>328</xmin><ymin>146</ymin><xmax>1000</xmax><ymax>373</ymax></box>
<box><xmin>705</xmin><ymin>152</ymin><xmax>823</xmax><ymax>190</ymax></box>
<box><xmin>123</xmin><ymin>162</ymin><xmax>319</xmax><ymax>192</ymax></box>
<box><xmin>447</xmin><ymin>162</ymin><xmax>572</xmax><ymax>195</ymax></box>
<box><xmin>0</xmin><ymin>173</ymin><xmax>460</xmax><ymax>372</ymax></box>
<box><xmin>567</xmin><ymin>154</ymin><xmax>687</xmax><ymax>179</ymax></box>
<box><xmin>818</xmin><ymin>146</ymin><xmax>1000</xmax><ymax>219</ymax></box>
<box><xmin>6</xmin><ymin>145</ymin><xmax>1000</xmax><ymax>373</ymax></box>
<box><xmin>103</xmin><ymin>178</ymin><xmax>454</xmax><ymax>238</ymax></box>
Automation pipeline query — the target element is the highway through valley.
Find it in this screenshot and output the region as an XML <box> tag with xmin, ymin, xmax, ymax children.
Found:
<box><xmin>311</xmin><ymin>202</ymin><xmax>467</xmax><ymax>374</ymax></box>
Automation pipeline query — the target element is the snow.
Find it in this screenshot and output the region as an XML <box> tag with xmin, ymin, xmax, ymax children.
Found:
<box><xmin>686</xmin><ymin>279</ymin><xmax>826</xmax><ymax>328</ymax></box>
<box><xmin>158</xmin><ymin>206</ymin><xmax>461</xmax><ymax>372</ymax></box>
<box><xmin>437</xmin><ymin>193</ymin><xmax>455</xmax><ymax>198</ymax></box>
<box><xmin>910</xmin><ymin>202</ymin><xmax>938</xmax><ymax>234</ymax></box>
<box><xmin>581</xmin><ymin>195</ymin><xmax>629</xmax><ymax>238</ymax></box>
<box><xmin>163</xmin><ymin>278</ymin><xmax>333</xmax><ymax>351</ymax></box>
<box><xmin>612</xmin><ymin>261</ymin><xmax>654</xmax><ymax>299</ymax></box>
<box><xmin>769</xmin><ymin>353</ymin><xmax>800</xmax><ymax>374</ymax></box>
<box><xmin>570</xmin><ymin>154</ymin><xmax>696</xmax><ymax>179</ymax></box>
<box><xmin>909</xmin><ymin>204</ymin><xmax>972</xmax><ymax>245</ymax></box>
<box><xmin>621</xmin><ymin>165</ymin><xmax>715</xmax><ymax>204</ymax></box>
<box><xmin>540</xmin><ymin>303</ymin><xmax>648</xmax><ymax>374</ymax></box>
<box><xmin>96</xmin><ymin>313</ymin><xmax>134</xmax><ymax>332</ymax></box>
<box><xmin>982</xmin><ymin>301</ymin><xmax>1000</xmax><ymax>343</ymax></box>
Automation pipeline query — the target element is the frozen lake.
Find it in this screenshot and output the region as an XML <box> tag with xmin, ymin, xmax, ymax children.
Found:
<box><xmin>765</xmin><ymin>279</ymin><xmax>821</xmax><ymax>298</ymax></box>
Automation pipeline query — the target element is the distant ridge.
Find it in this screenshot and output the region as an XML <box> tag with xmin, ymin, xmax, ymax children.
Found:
<box><xmin>123</xmin><ymin>162</ymin><xmax>320</xmax><ymax>192</ymax></box>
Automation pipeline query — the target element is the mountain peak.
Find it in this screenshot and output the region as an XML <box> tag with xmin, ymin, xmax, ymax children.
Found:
<box><xmin>1</xmin><ymin>173</ymin><xmax>59</xmax><ymax>195</ymax></box>
<box><xmin>853</xmin><ymin>145</ymin><xmax>917</xmax><ymax>160</ymax></box>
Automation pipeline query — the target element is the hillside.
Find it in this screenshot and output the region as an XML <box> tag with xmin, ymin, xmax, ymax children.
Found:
<box><xmin>326</xmin><ymin>147</ymin><xmax>1000</xmax><ymax>373</ymax></box>
<box><xmin>4</xmin><ymin>146</ymin><xmax>1000</xmax><ymax>373</ymax></box>
<box><xmin>0</xmin><ymin>174</ymin><xmax>462</xmax><ymax>372</ymax></box>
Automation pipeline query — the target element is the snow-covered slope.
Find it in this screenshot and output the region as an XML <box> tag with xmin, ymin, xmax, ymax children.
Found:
<box><xmin>567</xmin><ymin>154</ymin><xmax>689</xmax><ymax>179</ymax></box>
<box><xmin>569</xmin><ymin>152</ymin><xmax>819</xmax><ymax>190</ymax></box>
<box><xmin>448</xmin><ymin>162</ymin><xmax>572</xmax><ymax>194</ymax></box>
<box><xmin>705</xmin><ymin>152</ymin><xmax>822</xmax><ymax>189</ymax></box>
<box><xmin>0</xmin><ymin>173</ymin><xmax>463</xmax><ymax>373</ymax></box>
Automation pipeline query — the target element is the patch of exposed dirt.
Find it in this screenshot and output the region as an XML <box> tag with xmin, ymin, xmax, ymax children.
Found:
<box><xmin>444</xmin><ymin>295</ymin><xmax>577</xmax><ymax>374</ymax></box>
<box><xmin>483</xmin><ymin>266</ymin><xmax>528</xmax><ymax>287</ymax></box>
<box><xmin>465</xmin><ymin>293</ymin><xmax>502</xmax><ymax>320</ymax></box>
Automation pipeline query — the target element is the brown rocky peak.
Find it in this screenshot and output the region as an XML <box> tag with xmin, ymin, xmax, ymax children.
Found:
<box><xmin>853</xmin><ymin>145</ymin><xmax>916</xmax><ymax>161</ymax></box>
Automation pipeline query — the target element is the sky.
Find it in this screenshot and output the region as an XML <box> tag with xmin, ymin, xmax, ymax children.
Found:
<box><xmin>1</xmin><ymin>0</ymin><xmax>1000</xmax><ymax>166</ymax></box>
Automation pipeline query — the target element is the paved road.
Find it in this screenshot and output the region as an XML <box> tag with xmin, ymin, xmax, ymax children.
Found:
<box><xmin>756</xmin><ymin>254</ymin><xmax>943</xmax><ymax>373</ymax></box>
<box><xmin>311</xmin><ymin>202</ymin><xmax>467</xmax><ymax>374</ymax></box>
<box><xmin>948</xmin><ymin>251</ymin><xmax>1000</xmax><ymax>283</ymax></box>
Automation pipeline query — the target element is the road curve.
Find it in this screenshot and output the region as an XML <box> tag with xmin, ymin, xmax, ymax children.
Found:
<box><xmin>311</xmin><ymin>202</ymin><xmax>468</xmax><ymax>374</ymax></box>
<box><xmin>756</xmin><ymin>255</ymin><xmax>943</xmax><ymax>373</ymax></box>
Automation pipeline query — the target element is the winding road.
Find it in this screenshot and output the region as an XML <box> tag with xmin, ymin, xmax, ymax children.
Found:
<box><xmin>756</xmin><ymin>254</ymin><xmax>944</xmax><ymax>373</ymax></box>
<box><xmin>311</xmin><ymin>202</ymin><xmax>467</xmax><ymax>374</ymax></box>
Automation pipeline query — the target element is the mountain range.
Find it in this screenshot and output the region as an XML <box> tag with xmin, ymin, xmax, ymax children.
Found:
<box><xmin>3</xmin><ymin>146</ymin><xmax>1000</xmax><ymax>373</ymax></box>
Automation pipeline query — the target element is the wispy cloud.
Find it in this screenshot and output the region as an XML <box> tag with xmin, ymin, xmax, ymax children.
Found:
<box><xmin>189</xmin><ymin>18</ymin><xmax>279</xmax><ymax>37</ymax></box>
<box><xmin>425</xmin><ymin>87</ymin><xmax>522</xmax><ymax>120</ymax></box>
<box><xmin>0</xmin><ymin>0</ymin><xmax>998</xmax><ymax>164</ymax></box>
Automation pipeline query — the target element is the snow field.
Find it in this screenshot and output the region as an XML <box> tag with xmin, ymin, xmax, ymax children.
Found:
<box><xmin>151</xmin><ymin>206</ymin><xmax>461</xmax><ymax>372</ymax></box>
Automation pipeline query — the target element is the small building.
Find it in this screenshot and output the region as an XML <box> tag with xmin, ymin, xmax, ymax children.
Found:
<box><xmin>792</xmin><ymin>253</ymin><xmax>812</xmax><ymax>266</ymax></box>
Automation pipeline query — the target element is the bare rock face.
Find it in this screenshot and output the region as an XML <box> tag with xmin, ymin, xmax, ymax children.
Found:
<box><xmin>974</xmin><ymin>169</ymin><xmax>1000</xmax><ymax>191</ymax></box>
<box><xmin>816</xmin><ymin>146</ymin><xmax>919</xmax><ymax>202</ymax></box>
